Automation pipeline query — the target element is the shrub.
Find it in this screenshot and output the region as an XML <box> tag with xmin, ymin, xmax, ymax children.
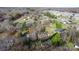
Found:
<box><xmin>15</xmin><ymin>21</ymin><xmax>28</xmax><ymax>36</ymax></box>
<box><xmin>44</xmin><ymin>12</ymin><xmax>57</xmax><ymax>19</ymax></box>
<box><xmin>19</xmin><ymin>22</ymin><xmax>28</xmax><ymax>36</ymax></box>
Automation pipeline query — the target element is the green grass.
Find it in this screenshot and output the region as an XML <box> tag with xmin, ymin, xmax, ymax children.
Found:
<box><xmin>52</xmin><ymin>20</ymin><xmax>64</xmax><ymax>29</ymax></box>
<box><xmin>66</xmin><ymin>42</ymin><xmax>74</xmax><ymax>49</ymax></box>
<box><xmin>51</xmin><ymin>32</ymin><xmax>62</xmax><ymax>46</ymax></box>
